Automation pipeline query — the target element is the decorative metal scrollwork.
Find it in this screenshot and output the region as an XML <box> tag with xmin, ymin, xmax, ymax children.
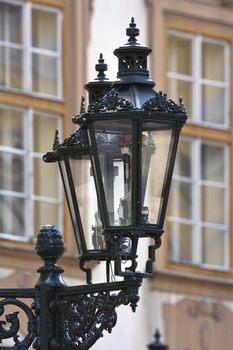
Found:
<box><xmin>59</xmin><ymin>292</ymin><xmax>118</xmax><ymax>349</ymax></box>
<box><xmin>52</xmin><ymin>127</ymin><xmax>89</xmax><ymax>150</ymax></box>
<box><xmin>90</xmin><ymin>90</ymin><xmax>135</xmax><ymax>113</ymax></box>
<box><xmin>141</xmin><ymin>91</ymin><xmax>187</xmax><ymax>116</ymax></box>
<box><xmin>49</xmin><ymin>278</ymin><xmax>141</xmax><ymax>350</ymax></box>
<box><xmin>0</xmin><ymin>292</ymin><xmax>37</xmax><ymax>350</ymax></box>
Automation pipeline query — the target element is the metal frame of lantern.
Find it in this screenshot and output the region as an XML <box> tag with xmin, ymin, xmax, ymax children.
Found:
<box><xmin>73</xmin><ymin>95</ymin><xmax>186</xmax><ymax>280</ymax></box>
<box><xmin>44</xmin><ymin>18</ymin><xmax>187</xmax><ymax>285</ymax></box>
<box><xmin>0</xmin><ymin>18</ymin><xmax>187</xmax><ymax>350</ymax></box>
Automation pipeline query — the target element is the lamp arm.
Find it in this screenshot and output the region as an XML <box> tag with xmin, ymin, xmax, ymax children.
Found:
<box><xmin>49</xmin><ymin>277</ymin><xmax>141</xmax><ymax>350</ymax></box>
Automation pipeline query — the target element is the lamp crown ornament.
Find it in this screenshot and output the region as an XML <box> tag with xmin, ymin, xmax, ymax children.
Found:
<box><xmin>85</xmin><ymin>53</ymin><xmax>113</xmax><ymax>104</ymax></box>
<box><xmin>95</xmin><ymin>53</ymin><xmax>108</xmax><ymax>80</ymax></box>
<box><xmin>126</xmin><ymin>17</ymin><xmax>140</xmax><ymax>45</ymax></box>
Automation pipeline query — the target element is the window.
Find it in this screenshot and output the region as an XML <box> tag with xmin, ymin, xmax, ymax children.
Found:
<box><xmin>167</xmin><ymin>31</ymin><xmax>230</xmax><ymax>128</ymax></box>
<box><xmin>0</xmin><ymin>0</ymin><xmax>62</xmax><ymax>98</ymax></box>
<box><xmin>0</xmin><ymin>104</ymin><xmax>63</xmax><ymax>241</ymax></box>
<box><xmin>0</xmin><ymin>0</ymin><xmax>64</xmax><ymax>242</ymax></box>
<box><xmin>167</xmin><ymin>29</ymin><xmax>230</xmax><ymax>269</ymax></box>
<box><xmin>169</xmin><ymin>138</ymin><xmax>229</xmax><ymax>268</ymax></box>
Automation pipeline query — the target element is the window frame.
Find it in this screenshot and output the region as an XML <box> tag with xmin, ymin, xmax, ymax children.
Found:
<box><xmin>0</xmin><ymin>103</ymin><xmax>64</xmax><ymax>242</ymax></box>
<box><xmin>168</xmin><ymin>136</ymin><xmax>230</xmax><ymax>270</ymax></box>
<box><xmin>163</xmin><ymin>19</ymin><xmax>233</xmax><ymax>275</ymax></box>
<box><xmin>0</xmin><ymin>0</ymin><xmax>63</xmax><ymax>99</ymax></box>
<box><xmin>0</xmin><ymin>0</ymin><xmax>90</xmax><ymax>266</ymax></box>
<box><xmin>0</xmin><ymin>0</ymin><xmax>66</xmax><ymax>247</ymax></box>
<box><xmin>167</xmin><ymin>29</ymin><xmax>231</xmax><ymax>130</ymax></box>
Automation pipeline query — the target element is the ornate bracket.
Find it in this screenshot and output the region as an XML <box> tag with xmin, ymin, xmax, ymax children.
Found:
<box><xmin>0</xmin><ymin>225</ymin><xmax>142</xmax><ymax>350</ymax></box>
<box><xmin>49</xmin><ymin>277</ymin><xmax>141</xmax><ymax>350</ymax></box>
<box><xmin>0</xmin><ymin>290</ymin><xmax>38</xmax><ymax>350</ymax></box>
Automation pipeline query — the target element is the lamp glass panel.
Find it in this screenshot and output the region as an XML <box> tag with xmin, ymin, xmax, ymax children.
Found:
<box><xmin>93</xmin><ymin>119</ymin><xmax>132</xmax><ymax>227</ymax></box>
<box><xmin>59</xmin><ymin>159</ymin><xmax>84</xmax><ymax>254</ymax></box>
<box><xmin>70</xmin><ymin>156</ymin><xmax>104</xmax><ymax>251</ymax></box>
<box><xmin>141</xmin><ymin>122</ymin><xmax>174</xmax><ymax>225</ymax></box>
<box><xmin>59</xmin><ymin>154</ymin><xmax>104</xmax><ymax>253</ymax></box>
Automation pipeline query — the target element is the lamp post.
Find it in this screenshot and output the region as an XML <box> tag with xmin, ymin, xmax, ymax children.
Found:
<box><xmin>0</xmin><ymin>18</ymin><xmax>187</xmax><ymax>350</ymax></box>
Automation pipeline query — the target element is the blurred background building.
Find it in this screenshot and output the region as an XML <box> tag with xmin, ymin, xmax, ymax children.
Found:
<box><xmin>0</xmin><ymin>0</ymin><xmax>233</xmax><ymax>349</ymax></box>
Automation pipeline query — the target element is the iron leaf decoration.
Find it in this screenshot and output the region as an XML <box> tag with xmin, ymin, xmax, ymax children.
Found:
<box><xmin>142</xmin><ymin>91</ymin><xmax>187</xmax><ymax>115</ymax></box>
<box><xmin>54</xmin><ymin>286</ymin><xmax>139</xmax><ymax>350</ymax></box>
<box><xmin>0</xmin><ymin>294</ymin><xmax>37</xmax><ymax>349</ymax></box>
<box><xmin>90</xmin><ymin>89</ymin><xmax>135</xmax><ymax>113</ymax></box>
<box><xmin>52</xmin><ymin>127</ymin><xmax>89</xmax><ymax>149</ymax></box>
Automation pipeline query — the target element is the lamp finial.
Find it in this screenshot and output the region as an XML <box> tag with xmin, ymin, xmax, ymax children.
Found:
<box><xmin>126</xmin><ymin>17</ymin><xmax>140</xmax><ymax>45</ymax></box>
<box><xmin>95</xmin><ymin>53</ymin><xmax>108</xmax><ymax>80</ymax></box>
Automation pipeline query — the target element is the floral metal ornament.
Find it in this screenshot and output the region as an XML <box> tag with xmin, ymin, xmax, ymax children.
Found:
<box><xmin>89</xmin><ymin>89</ymin><xmax>135</xmax><ymax>113</ymax></box>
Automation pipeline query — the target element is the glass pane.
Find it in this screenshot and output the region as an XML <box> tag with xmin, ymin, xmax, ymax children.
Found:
<box><xmin>202</xmin><ymin>85</ymin><xmax>225</xmax><ymax>124</ymax></box>
<box><xmin>168</xmin><ymin>35</ymin><xmax>192</xmax><ymax>75</ymax></box>
<box><xmin>10</xmin><ymin>47</ymin><xmax>23</xmax><ymax>88</ymax></box>
<box><xmin>168</xmin><ymin>78</ymin><xmax>192</xmax><ymax>117</ymax></box>
<box><xmin>0</xmin><ymin>106</ymin><xmax>24</xmax><ymax>148</ymax></box>
<box><xmin>34</xmin><ymin>158</ymin><xmax>58</xmax><ymax>198</ymax></box>
<box><xmin>201</xmin><ymin>185</ymin><xmax>225</xmax><ymax>224</ymax></box>
<box><xmin>174</xmin><ymin>138</ymin><xmax>192</xmax><ymax>177</ymax></box>
<box><xmin>34</xmin><ymin>201</ymin><xmax>59</xmax><ymax>237</ymax></box>
<box><xmin>169</xmin><ymin>180</ymin><xmax>192</xmax><ymax>219</ymax></box>
<box><xmin>32</xmin><ymin>53</ymin><xmax>58</xmax><ymax>96</ymax></box>
<box><xmin>0</xmin><ymin>46</ymin><xmax>23</xmax><ymax>89</ymax></box>
<box><xmin>202</xmin><ymin>42</ymin><xmax>225</xmax><ymax>81</ymax></box>
<box><xmin>0</xmin><ymin>3</ymin><xmax>22</xmax><ymax>43</ymax></box>
<box><xmin>94</xmin><ymin>119</ymin><xmax>132</xmax><ymax>227</ymax></box>
<box><xmin>0</xmin><ymin>195</ymin><xmax>25</xmax><ymax>236</ymax></box>
<box><xmin>59</xmin><ymin>160</ymin><xmax>83</xmax><ymax>254</ymax></box>
<box><xmin>33</xmin><ymin>112</ymin><xmax>59</xmax><ymax>153</ymax></box>
<box><xmin>201</xmin><ymin>143</ymin><xmax>225</xmax><ymax>182</ymax></box>
<box><xmin>141</xmin><ymin>123</ymin><xmax>173</xmax><ymax>224</ymax></box>
<box><xmin>70</xmin><ymin>157</ymin><xmax>104</xmax><ymax>251</ymax></box>
<box><xmin>202</xmin><ymin>227</ymin><xmax>225</xmax><ymax>266</ymax></box>
<box><xmin>32</xmin><ymin>9</ymin><xmax>57</xmax><ymax>51</ymax></box>
<box><xmin>169</xmin><ymin>222</ymin><xmax>193</xmax><ymax>262</ymax></box>
<box><xmin>0</xmin><ymin>152</ymin><xmax>24</xmax><ymax>192</ymax></box>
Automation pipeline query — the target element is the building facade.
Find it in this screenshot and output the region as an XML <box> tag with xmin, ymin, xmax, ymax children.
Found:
<box><xmin>0</xmin><ymin>0</ymin><xmax>233</xmax><ymax>349</ymax></box>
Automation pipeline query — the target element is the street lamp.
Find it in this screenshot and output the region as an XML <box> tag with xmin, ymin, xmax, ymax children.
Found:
<box><xmin>0</xmin><ymin>18</ymin><xmax>187</xmax><ymax>350</ymax></box>
<box><xmin>44</xmin><ymin>17</ymin><xmax>187</xmax><ymax>283</ymax></box>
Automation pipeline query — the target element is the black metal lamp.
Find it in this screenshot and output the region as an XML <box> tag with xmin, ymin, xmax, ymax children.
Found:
<box><xmin>44</xmin><ymin>18</ymin><xmax>187</xmax><ymax>283</ymax></box>
<box><xmin>0</xmin><ymin>19</ymin><xmax>187</xmax><ymax>350</ymax></box>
